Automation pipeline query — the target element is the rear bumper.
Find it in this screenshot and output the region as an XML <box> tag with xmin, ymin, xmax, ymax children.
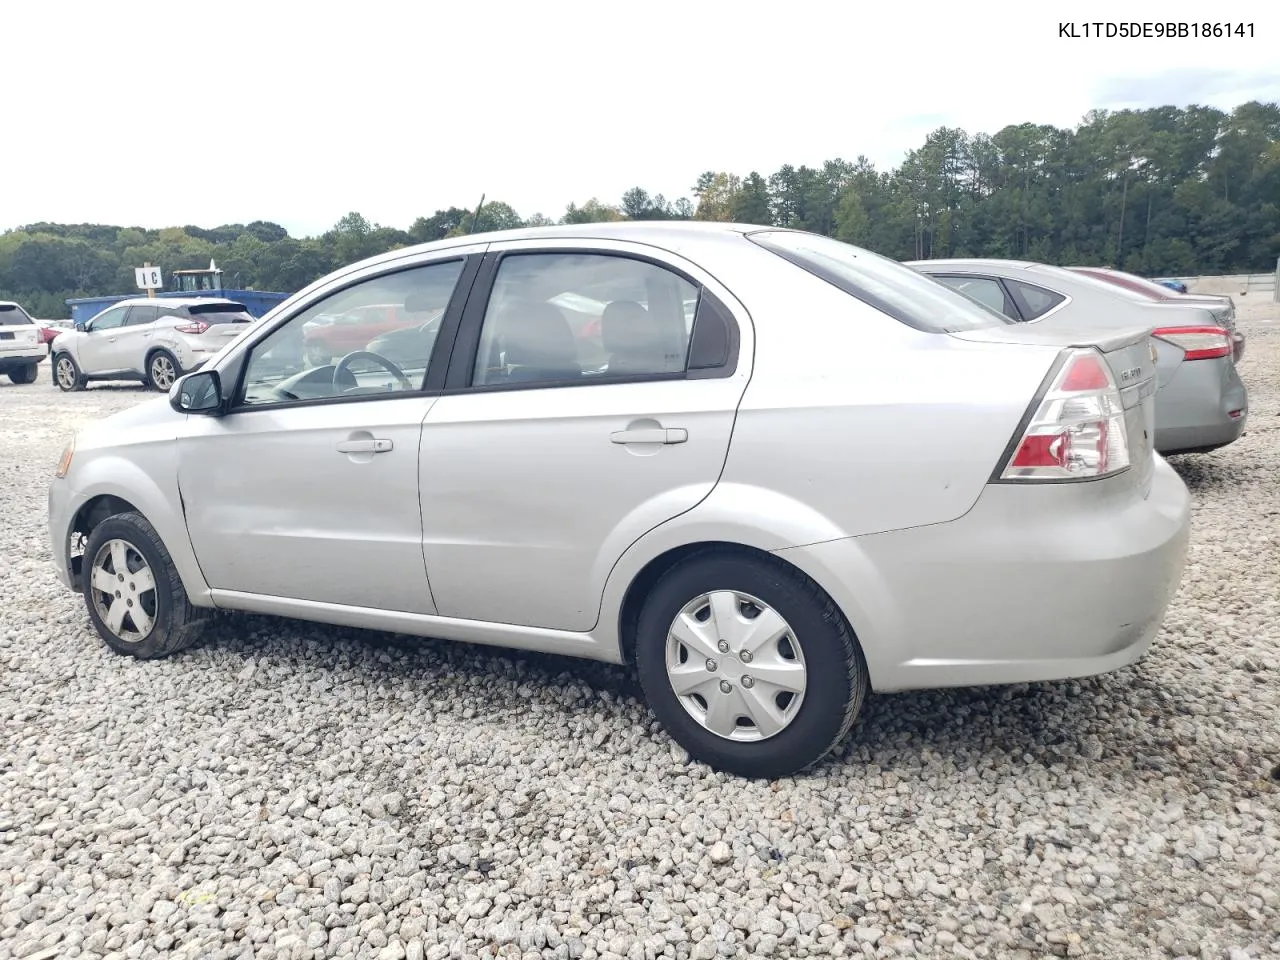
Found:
<box><xmin>1155</xmin><ymin>356</ymin><xmax>1248</xmax><ymax>454</ymax></box>
<box><xmin>777</xmin><ymin>457</ymin><xmax>1191</xmax><ymax>692</ymax></box>
<box><xmin>0</xmin><ymin>345</ymin><xmax>47</xmax><ymax>368</ymax></box>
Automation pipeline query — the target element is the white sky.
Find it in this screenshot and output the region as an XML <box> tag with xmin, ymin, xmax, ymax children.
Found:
<box><xmin>6</xmin><ymin>0</ymin><xmax>1279</xmax><ymax>238</ymax></box>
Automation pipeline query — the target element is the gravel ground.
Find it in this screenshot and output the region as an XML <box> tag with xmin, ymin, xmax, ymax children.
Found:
<box><xmin>2</xmin><ymin>310</ymin><xmax>1278</xmax><ymax>960</ymax></box>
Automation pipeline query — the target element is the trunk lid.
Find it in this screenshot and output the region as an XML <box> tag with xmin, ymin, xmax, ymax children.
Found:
<box><xmin>951</xmin><ymin>322</ymin><xmax>1158</xmax><ymax>496</ymax></box>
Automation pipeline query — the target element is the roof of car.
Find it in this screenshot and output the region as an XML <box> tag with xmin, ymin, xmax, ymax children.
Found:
<box><xmin>905</xmin><ymin>258</ymin><xmax>1043</xmax><ymax>270</ymax></box>
<box><xmin>112</xmin><ymin>297</ymin><xmax>245</xmax><ymax>308</ymax></box>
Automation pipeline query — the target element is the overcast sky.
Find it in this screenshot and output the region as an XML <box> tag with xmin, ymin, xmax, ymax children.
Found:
<box><xmin>6</xmin><ymin>0</ymin><xmax>1278</xmax><ymax>238</ymax></box>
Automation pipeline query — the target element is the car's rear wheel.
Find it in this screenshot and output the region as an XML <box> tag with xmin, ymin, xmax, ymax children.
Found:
<box><xmin>81</xmin><ymin>511</ymin><xmax>209</xmax><ymax>659</ymax></box>
<box><xmin>147</xmin><ymin>350</ymin><xmax>179</xmax><ymax>391</ymax></box>
<box><xmin>7</xmin><ymin>362</ymin><xmax>38</xmax><ymax>384</ymax></box>
<box><xmin>635</xmin><ymin>549</ymin><xmax>868</xmax><ymax>778</ymax></box>
<box><xmin>54</xmin><ymin>354</ymin><xmax>85</xmax><ymax>391</ymax></box>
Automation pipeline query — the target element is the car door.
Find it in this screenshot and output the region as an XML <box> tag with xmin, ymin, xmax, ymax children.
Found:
<box><xmin>176</xmin><ymin>251</ymin><xmax>481</xmax><ymax>613</ymax></box>
<box><xmin>77</xmin><ymin>305</ymin><xmax>133</xmax><ymax>371</ymax></box>
<box><xmin>117</xmin><ymin>304</ymin><xmax>161</xmax><ymax>369</ymax></box>
<box><xmin>419</xmin><ymin>241</ymin><xmax>751</xmax><ymax>632</ymax></box>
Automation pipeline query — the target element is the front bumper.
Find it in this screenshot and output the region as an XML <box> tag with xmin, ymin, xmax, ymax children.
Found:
<box><xmin>48</xmin><ymin>480</ymin><xmax>75</xmax><ymax>590</ymax></box>
<box><xmin>778</xmin><ymin>457</ymin><xmax>1192</xmax><ymax>692</ymax></box>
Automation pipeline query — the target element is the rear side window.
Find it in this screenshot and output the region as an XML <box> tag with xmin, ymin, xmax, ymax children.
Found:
<box><xmin>188</xmin><ymin>302</ymin><xmax>254</xmax><ymax>324</ymax></box>
<box><xmin>1006</xmin><ymin>279</ymin><xmax>1067</xmax><ymax>320</ymax></box>
<box><xmin>125</xmin><ymin>305</ymin><xmax>161</xmax><ymax>326</ymax></box>
<box><xmin>748</xmin><ymin>231</ymin><xmax>1012</xmax><ymax>333</ymax></box>
<box><xmin>932</xmin><ymin>275</ymin><xmax>1018</xmax><ymax>319</ymax></box>
<box><xmin>471</xmin><ymin>253</ymin><xmax>697</xmax><ymax>387</ymax></box>
<box><xmin>0</xmin><ymin>304</ymin><xmax>33</xmax><ymax>326</ymax></box>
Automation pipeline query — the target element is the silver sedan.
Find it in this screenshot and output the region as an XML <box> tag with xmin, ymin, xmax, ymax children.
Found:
<box><xmin>909</xmin><ymin>258</ymin><xmax>1249</xmax><ymax>455</ymax></box>
<box><xmin>49</xmin><ymin>224</ymin><xmax>1191</xmax><ymax>777</ymax></box>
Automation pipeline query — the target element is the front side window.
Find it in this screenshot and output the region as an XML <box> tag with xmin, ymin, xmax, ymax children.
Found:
<box><xmin>239</xmin><ymin>259</ymin><xmax>464</xmax><ymax>406</ymax></box>
<box><xmin>89</xmin><ymin>305</ymin><xmax>130</xmax><ymax>331</ymax></box>
<box><xmin>933</xmin><ymin>275</ymin><xmax>1017</xmax><ymax>319</ymax></box>
<box><xmin>749</xmin><ymin>231</ymin><xmax>1013</xmax><ymax>333</ymax></box>
<box><xmin>472</xmin><ymin>253</ymin><xmax>697</xmax><ymax>387</ymax></box>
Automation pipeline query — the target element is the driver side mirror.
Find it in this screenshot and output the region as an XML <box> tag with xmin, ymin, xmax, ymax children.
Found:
<box><xmin>169</xmin><ymin>369</ymin><xmax>224</xmax><ymax>416</ymax></box>
<box><xmin>74</xmin><ymin>320</ymin><xmax>87</xmax><ymax>332</ymax></box>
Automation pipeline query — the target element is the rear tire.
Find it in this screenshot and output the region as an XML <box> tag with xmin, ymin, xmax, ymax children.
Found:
<box><xmin>635</xmin><ymin>549</ymin><xmax>867</xmax><ymax>779</ymax></box>
<box><xmin>54</xmin><ymin>353</ymin><xmax>85</xmax><ymax>391</ymax></box>
<box><xmin>81</xmin><ymin>511</ymin><xmax>209</xmax><ymax>659</ymax></box>
<box><xmin>7</xmin><ymin>362</ymin><xmax>38</xmax><ymax>384</ymax></box>
<box><xmin>147</xmin><ymin>350</ymin><xmax>180</xmax><ymax>391</ymax></box>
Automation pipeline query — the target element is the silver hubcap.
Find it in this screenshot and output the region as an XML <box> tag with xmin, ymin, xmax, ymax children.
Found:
<box><xmin>665</xmin><ymin>590</ymin><xmax>807</xmax><ymax>742</ymax></box>
<box><xmin>56</xmin><ymin>358</ymin><xmax>76</xmax><ymax>388</ymax></box>
<box><xmin>89</xmin><ymin>539</ymin><xmax>157</xmax><ymax>643</ymax></box>
<box><xmin>151</xmin><ymin>355</ymin><xmax>175</xmax><ymax>388</ymax></box>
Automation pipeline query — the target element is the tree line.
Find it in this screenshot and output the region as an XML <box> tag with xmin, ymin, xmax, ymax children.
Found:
<box><xmin>2</xmin><ymin>101</ymin><xmax>1277</xmax><ymax>318</ymax></box>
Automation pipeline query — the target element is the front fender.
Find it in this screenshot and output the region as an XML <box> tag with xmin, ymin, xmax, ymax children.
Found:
<box><xmin>60</xmin><ymin>454</ymin><xmax>212</xmax><ymax>606</ymax></box>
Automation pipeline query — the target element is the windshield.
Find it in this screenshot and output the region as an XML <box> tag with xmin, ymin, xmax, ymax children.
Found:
<box><xmin>748</xmin><ymin>231</ymin><xmax>1012</xmax><ymax>333</ymax></box>
<box><xmin>0</xmin><ymin>304</ymin><xmax>33</xmax><ymax>326</ymax></box>
<box><xmin>188</xmin><ymin>302</ymin><xmax>254</xmax><ymax>324</ymax></box>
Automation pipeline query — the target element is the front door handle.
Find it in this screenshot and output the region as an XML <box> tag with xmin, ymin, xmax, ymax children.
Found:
<box><xmin>336</xmin><ymin>438</ymin><xmax>393</xmax><ymax>454</ymax></box>
<box><xmin>610</xmin><ymin>427</ymin><xmax>688</xmax><ymax>445</ymax></box>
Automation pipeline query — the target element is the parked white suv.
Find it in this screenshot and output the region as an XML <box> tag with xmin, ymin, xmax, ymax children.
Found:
<box><xmin>51</xmin><ymin>298</ymin><xmax>256</xmax><ymax>392</ymax></box>
<box><xmin>0</xmin><ymin>301</ymin><xmax>47</xmax><ymax>384</ymax></box>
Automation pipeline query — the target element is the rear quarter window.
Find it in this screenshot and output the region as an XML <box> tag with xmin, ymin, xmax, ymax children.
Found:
<box><xmin>748</xmin><ymin>231</ymin><xmax>1012</xmax><ymax>333</ymax></box>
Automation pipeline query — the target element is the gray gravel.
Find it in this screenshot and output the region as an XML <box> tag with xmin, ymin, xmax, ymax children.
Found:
<box><xmin>2</xmin><ymin>315</ymin><xmax>1279</xmax><ymax>960</ymax></box>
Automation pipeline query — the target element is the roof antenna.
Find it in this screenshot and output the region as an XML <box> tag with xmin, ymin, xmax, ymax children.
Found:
<box><xmin>466</xmin><ymin>194</ymin><xmax>486</xmax><ymax>234</ymax></box>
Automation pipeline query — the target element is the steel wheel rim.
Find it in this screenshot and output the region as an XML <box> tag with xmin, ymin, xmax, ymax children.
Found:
<box><xmin>151</xmin><ymin>355</ymin><xmax>175</xmax><ymax>388</ymax></box>
<box><xmin>665</xmin><ymin>590</ymin><xmax>807</xmax><ymax>742</ymax></box>
<box><xmin>89</xmin><ymin>539</ymin><xmax>158</xmax><ymax>643</ymax></box>
<box><xmin>56</xmin><ymin>357</ymin><xmax>76</xmax><ymax>389</ymax></box>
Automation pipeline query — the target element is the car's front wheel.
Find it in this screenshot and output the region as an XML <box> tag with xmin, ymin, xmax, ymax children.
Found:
<box><xmin>147</xmin><ymin>350</ymin><xmax>179</xmax><ymax>391</ymax></box>
<box><xmin>53</xmin><ymin>354</ymin><xmax>85</xmax><ymax>391</ymax></box>
<box><xmin>635</xmin><ymin>549</ymin><xmax>868</xmax><ymax>778</ymax></box>
<box><xmin>7</xmin><ymin>362</ymin><xmax>38</xmax><ymax>384</ymax></box>
<box><xmin>81</xmin><ymin>511</ymin><xmax>209</xmax><ymax>659</ymax></box>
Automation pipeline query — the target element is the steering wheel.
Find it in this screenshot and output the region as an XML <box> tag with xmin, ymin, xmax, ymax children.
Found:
<box><xmin>332</xmin><ymin>350</ymin><xmax>411</xmax><ymax>392</ymax></box>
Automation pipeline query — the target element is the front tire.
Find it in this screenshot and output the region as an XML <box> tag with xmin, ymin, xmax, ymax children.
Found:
<box><xmin>635</xmin><ymin>549</ymin><xmax>868</xmax><ymax>779</ymax></box>
<box><xmin>81</xmin><ymin>511</ymin><xmax>209</xmax><ymax>659</ymax></box>
<box><xmin>7</xmin><ymin>362</ymin><xmax>38</xmax><ymax>384</ymax></box>
<box><xmin>147</xmin><ymin>350</ymin><xmax>180</xmax><ymax>391</ymax></box>
<box><xmin>54</xmin><ymin>354</ymin><xmax>85</xmax><ymax>391</ymax></box>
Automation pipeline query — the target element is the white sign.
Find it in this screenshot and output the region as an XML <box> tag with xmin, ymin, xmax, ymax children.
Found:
<box><xmin>135</xmin><ymin>266</ymin><xmax>163</xmax><ymax>290</ymax></box>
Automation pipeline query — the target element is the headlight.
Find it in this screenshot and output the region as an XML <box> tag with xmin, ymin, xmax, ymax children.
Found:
<box><xmin>55</xmin><ymin>437</ymin><xmax>75</xmax><ymax>478</ymax></box>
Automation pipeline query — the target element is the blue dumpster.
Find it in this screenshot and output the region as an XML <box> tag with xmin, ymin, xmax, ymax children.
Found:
<box><xmin>66</xmin><ymin>289</ymin><xmax>291</xmax><ymax>324</ymax></box>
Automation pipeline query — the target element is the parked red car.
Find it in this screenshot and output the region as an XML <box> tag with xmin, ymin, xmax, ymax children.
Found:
<box><xmin>302</xmin><ymin>303</ymin><xmax>416</xmax><ymax>364</ymax></box>
<box><xmin>1068</xmin><ymin>267</ymin><xmax>1244</xmax><ymax>361</ymax></box>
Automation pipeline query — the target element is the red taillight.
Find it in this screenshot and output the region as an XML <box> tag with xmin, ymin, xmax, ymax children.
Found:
<box><xmin>1000</xmin><ymin>348</ymin><xmax>1130</xmax><ymax>482</ymax></box>
<box><xmin>1153</xmin><ymin>326</ymin><xmax>1231</xmax><ymax>361</ymax></box>
<box><xmin>1059</xmin><ymin>352</ymin><xmax>1109</xmax><ymax>391</ymax></box>
<box><xmin>175</xmin><ymin>321</ymin><xmax>209</xmax><ymax>335</ymax></box>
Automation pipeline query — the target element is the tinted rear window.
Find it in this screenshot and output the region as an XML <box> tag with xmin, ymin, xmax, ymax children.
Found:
<box><xmin>188</xmin><ymin>302</ymin><xmax>253</xmax><ymax>324</ymax></box>
<box><xmin>0</xmin><ymin>304</ymin><xmax>33</xmax><ymax>326</ymax></box>
<box><xmin>748</xmin><ymin>231</ymin><xmax>1012</xmax><ymax>333</ymax></box>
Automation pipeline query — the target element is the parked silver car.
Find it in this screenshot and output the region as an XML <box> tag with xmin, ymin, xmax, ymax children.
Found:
<box><xmin>51</xmin><ymin>298</ymin><xmax>256</xmax><ymax>392</ymax></box>
<box><xmin>49</xmin><ymin>224</ymin><xmax>1191</xmax><ymax>777</ymax></box>
<box><xmin>909</xmin><ymin>259</ymin><xmax>1249</xmax><ymax>455</ymax></box>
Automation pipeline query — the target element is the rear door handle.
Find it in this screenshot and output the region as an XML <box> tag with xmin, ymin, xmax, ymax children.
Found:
<box><xmin>336</xmin><ymin>438</ymin><xmax>394</xmax><ymax>454</ymax></box>
<box><xmin>610</xmin><ymin>427</ymin><xmax>688</xmax><ymax>445</ymax></box>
